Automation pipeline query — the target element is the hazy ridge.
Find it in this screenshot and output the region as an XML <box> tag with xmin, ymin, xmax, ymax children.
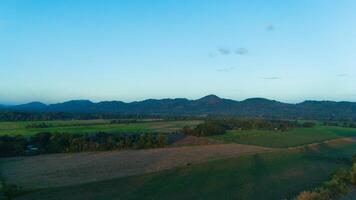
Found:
<box><xmin>1</xmin><ymin>95</ymin><xmax>355</xmax><ymax>120</ymax></box>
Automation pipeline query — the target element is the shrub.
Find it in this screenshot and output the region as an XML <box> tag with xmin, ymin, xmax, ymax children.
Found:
<box><xmin>350</xmin><ymin>164</ymin><xmax>356</xmax><ymax>185</ymax></box>
<box><xmin>25</xmin><ymin>122</ymin><xmax>52</xmax><ymax>129</ymax></box>
<box><xmin>294</xmin><ymin>191</ymin><xmax>316</xmax><ymax>200</ymax></box>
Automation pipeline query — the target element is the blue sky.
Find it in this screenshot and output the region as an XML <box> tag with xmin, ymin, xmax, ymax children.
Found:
<box><xmin>1</xmin><ymin>0</ymin><xmax>356</xmax><ymax>104</ymax></box>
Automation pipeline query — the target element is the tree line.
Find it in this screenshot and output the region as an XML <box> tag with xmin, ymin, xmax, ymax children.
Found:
<box><xmin>323</xmin><ymin>121</ymin><xmax>356</xmax><ymax>128</ymax></box>
<box><xmin>25</xmin><ymin>122</ymin><xmax>52</xmax><ymax>129</ymax></box>
<box><xmin>0</xmin><ymin>132</ymin><xmax>167</xmax><ymax>157</ymax></box>
<box><xmin>0</xmin><ymin>110</ymin><xmax>198</xmax><ymax>122</ymax></box>
<box><xmin>182</xmin><ymin>118</ymin><xmax>316</xmax><ymax>136</ymax></box>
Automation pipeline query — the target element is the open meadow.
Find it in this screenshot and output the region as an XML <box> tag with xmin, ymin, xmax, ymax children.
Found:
<box><xmin>0</xmin><ymin>120</ymin><xmax>356</xmax><ymax>200</ymax></box>
<box><xmin>10</xmin><ymin>138</ymin><xmax>356</xmax><ymax>200</ymax></box>
<box><xmin>1</xmin><ymin>120</ymin><xmax>356</xmax><ymax>200</ymax></box>
<box><xmin>0</xmin><ymin>119</ymin><xmax>202</xmax><ymax>136</ymax></box>
<box><xmin>209</xmin><ymin>125</ymin><xmax>356</xmax><ymax>148</ymax></box>
<box><xmin>0</xmin><ymin>143</ymin><xmax>271</xmax><ymax>189</ymax></box>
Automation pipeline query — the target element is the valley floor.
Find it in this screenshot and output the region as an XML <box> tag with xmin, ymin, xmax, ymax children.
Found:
<box><xmin>1</xmin><ymin>142</ymin><xmax>271</xmax><ymax>189</ymax></box>
<box><xmin>11</xmin><ymin>137</ymin><xmax>356</xmax><ymax>200</ymax></box>
<box><xmin>2</xmin><ymin>127</ymin><xmax>356</xmax><ymax>200</ymax></box>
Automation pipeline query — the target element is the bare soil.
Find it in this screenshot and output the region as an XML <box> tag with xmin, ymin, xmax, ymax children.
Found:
<box><xmin>287</xmin><ymin>137</ymin><xmax>356</xmax><ymax>152</ymax></box>
<box><xmin>0</xmin><ymin>143</ymin><xmax>272</xmax><ymax>189</ymax></box>
<box><xmin>171</xmin><ymin>135</ymin><xmax>220</xmax><ymax>146</ymax></box>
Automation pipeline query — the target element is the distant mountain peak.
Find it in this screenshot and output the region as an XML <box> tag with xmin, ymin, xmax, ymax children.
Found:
<box><xmin>64</xmin><ymin>100</ymin><xmax>93</xmax><ymax>104</ymax></box>
<box><xmin>24</xmin><ymin>101</ymin><xmax>47</xmax><ymax>106</ymax></box>
<box><xmin>243</xmin><ymin>98</ymin><xmax>273</xmax><ymax>102</ymax></box>
<box><xmin>12</xmin><ymin>101</ymin><xmax>47</xmax><ymax>111</ymax></box>
<box><xmin>197</xmin><ymin>94</ymin><xmax>222</xmax><ymax>104</ymax></box>
<box><xmin>198</xmin><ymin>94</ymin><xmax>221</xmax><ymax>100</ymax></box>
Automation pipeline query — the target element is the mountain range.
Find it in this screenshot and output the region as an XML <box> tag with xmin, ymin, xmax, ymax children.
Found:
<box><xmin>2</xmin><ymin>95</ymin><xmax>356</xmax><ymax>120</ymax></box>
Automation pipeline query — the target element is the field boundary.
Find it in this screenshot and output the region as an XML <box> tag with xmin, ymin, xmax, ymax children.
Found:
<box><xmin>287</xmin><ymin>137</ymin><xmax>356</xmax><ymax>151</ymax></box>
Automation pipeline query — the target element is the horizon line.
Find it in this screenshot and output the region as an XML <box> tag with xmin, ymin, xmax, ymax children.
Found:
<box><xmin>2</xmin><ymin>94</ymin><xmax>356</xmax><ymax>106</ymax></box>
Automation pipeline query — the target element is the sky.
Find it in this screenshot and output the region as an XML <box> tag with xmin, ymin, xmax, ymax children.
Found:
<box><xmin>1</xmin><ymin>0</ymin><xmax>356</xmax><ymax>104</ymax></box>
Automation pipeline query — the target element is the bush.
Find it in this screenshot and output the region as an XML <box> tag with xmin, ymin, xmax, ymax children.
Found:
<box><xmin>25</xmin><ymin>123</ymin><xmax>52</xmax><ymax>129</ymax></box>
<box><xmin>295</xmin><ymin>191</ymin><xmax>318</xmax><ymax>200</ymax></box>
<box><xmin>323</xmin><ymin>169</ymin><xmax>350</xmax><ymax>195</ymax></box>
<box><xmin>0</xmin><ymin>136</ymin><xmax>27</xmax><ymax>157</ymax></box>
<box><xmin>350</xmin><ymin>164</ymin><xmax>356</xmax><ymax>185</ymax></box>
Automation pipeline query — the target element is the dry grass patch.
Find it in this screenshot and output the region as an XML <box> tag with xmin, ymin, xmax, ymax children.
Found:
<box><xmin>0</xmin><ymin>143</ymin><xmax>272</xmax><ymax>189</ymax></box>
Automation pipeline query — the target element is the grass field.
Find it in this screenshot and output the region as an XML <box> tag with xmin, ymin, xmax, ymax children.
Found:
<box><xmin>0</xmin><ymin>143</ymin><xmax>270</xmax><ymax>189</ymax></box>
<box><xmin>0</xmin><ymin>120</ymin><xmax>202</xmax><ymax>136</ymax></box>
<box><xmin>209</xmin><ymin>126</ymin><xmax>356</xmax><ymax>148</ymax></box>
<box><xmin>2</xmin><ymin>122</ymin><xmax>356</xmax><ymax>200</ymax></box>
<box><xmin>15</xmin><ymin>140</ymin><xmax>356</xmax><ymax>200</ymax></box>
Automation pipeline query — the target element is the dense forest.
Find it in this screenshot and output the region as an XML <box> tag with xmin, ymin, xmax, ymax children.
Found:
<box><xmin>0</xmin><ymin>132</ymin><xmax>167</xmax><ymax>157</ymax></box>
<box><xmin>182</xmin><ymin>119</ymin><xmax>315</xmax><ymax>136</ymax></box>
<box><xmin>0</xmin><ymin>110</ymin><xmax>193</xmax><ymax>122</ymax></box>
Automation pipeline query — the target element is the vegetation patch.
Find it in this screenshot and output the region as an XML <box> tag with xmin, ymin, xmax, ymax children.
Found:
<box><xmin>182</xmin><ymin>119</ymin><xmax>315</xmax><ymax>137</ymax></box>
<box><xmin>0</xmin><ymin>132</ymin><xmax>167</xmax><ymax>157</ymax></box>
<box><xmin>0</xmin><ymin>120</ymin><xmax>202</xmax><ymax>136</ymax></box>
<box><xmin>294</xmin><ymin>155</ymin><xmax>356</xmax><ymax>200</ymax></box>
<box><xmin>0</xmin><ymin>143</ymin><xmax>269</xmax><ymax>189</ymax></box>
<box><xmin>209</xmin><ymin>126</ymin><xmax>356</xmax><ymax>148</ymax></box>
<box><xmin>15</xmin><ymin>142</ymin><xmax>356</xmax><ymax>200</ymax></box>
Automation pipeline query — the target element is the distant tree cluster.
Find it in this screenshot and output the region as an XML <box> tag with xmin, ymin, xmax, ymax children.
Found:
<box><xmin>182</xmin><ymin>119</ymin><xmax>315</xmax><ymax>136</ymax></box>
<box><xmin>182</xmin><ymin>121</ymin><xmax>227</xmax><ymax>136</ymax></box>
<box><xmin>0</xmin><ymin>110</ymin><xmax>198</xmax><ymax>122</ymax></box>
<box><xmin>0</xmin><ymin>111</ymin><xmax>90</xmax><ymax>121</ymax></box>
<box><xmin>0</xmin><ymin>132</ymin><xmax>166</xmax><ymax>157</ymax></box>
<box><xmin>323</xmin><ymin>121</ymin><xmax>356</xmax><ymax>128</ymax></box>
<box><xmin>294</xmin><ymin>154</ymin><xmax>356</xmax><ymax>200</ymax></box>
<box><xmin>25</xmin><ymin>122</ymin><xmax>52</xmax><ymax>129</ymax></box>
<box><xmin>110</xmin><ymin>119</ymin><xmax>139</xmax><ymax>124</ymax></box>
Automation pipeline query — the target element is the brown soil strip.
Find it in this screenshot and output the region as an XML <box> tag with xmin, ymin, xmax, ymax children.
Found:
<box><xmin>287</xmin><ymin>137</ymin><xmax>356</xmax><ymax>153</ymax></box>
<box><xmin>0</xmin><ymin>143</ymin><xmax>272</xmax><ymax>189</ymax></box>
<box><xmin>170</xmin><ymin>135</ymin><xmax>220</xmax><ymax>146</ymax></box>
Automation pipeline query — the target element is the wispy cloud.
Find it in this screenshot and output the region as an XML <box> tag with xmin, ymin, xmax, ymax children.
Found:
<box><xmin>261</xmin><ymin>76</ymin><xmax>281</xmax><ymax>80</ymax></box>
<box><xmin>217</xmin><ymin>67</ymin><xmax>235</xmax><ymax>72</ymax></box>
<box><xmin>337</xmin><ymin>73</ymin><xmax>348</xmax><ymax>77</ymax></box>
<box><xmin>266</xmin><ymin>24</ymin><xmax>275</xmax><ymax>31</ymax></box>
<box><xmin>217</xmin><ymin>48</ymin><xmax>230</xmax><ymax>55</ymax></box>
<box><xmin>235</xmin><ymin>48</ymin><xmax>248</xmax><ymax>55</ymax></box>
<box><xmin>215</xmin><ymin>47</ymin><xmax>248</xmax><ymax>56</ymax></box>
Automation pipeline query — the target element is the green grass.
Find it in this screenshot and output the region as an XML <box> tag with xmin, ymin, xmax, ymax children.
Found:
<box><xmin>16</xmin><ymin>142</ymin><xmax>356</xmax><ymax>200</ymax></box>
<box><xmin>0</xmin><ymin>120</ymin><xmax>202</xmax><ymax>136</ymax></box>
<box><xmin>209</xmin><ymin>126</ymin><xmax>356</xmax><ymax>148</ymax></box>
<box><xmin>4</xmin><ymin>122</ymin><xmax>356</xmax><ymax>199</ymax></box>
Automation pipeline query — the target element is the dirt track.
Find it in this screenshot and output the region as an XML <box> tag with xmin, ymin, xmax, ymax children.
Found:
<box><xmin>287</xmin><ymin>137</ymin><xmax>356</xmax><ymax>152</ymax></box>
<box><xmin>0</xmin><ymin>143</ymin><xmax>272</xmax><ymax>189</ymax></box>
